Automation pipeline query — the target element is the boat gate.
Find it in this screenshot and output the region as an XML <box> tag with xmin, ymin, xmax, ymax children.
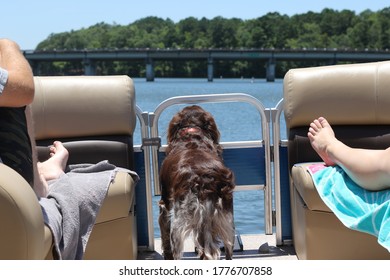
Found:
<box><xmin>133</xmin><ymin>94</ymin><xmax>290</xmax><ymax>251</ymax></box>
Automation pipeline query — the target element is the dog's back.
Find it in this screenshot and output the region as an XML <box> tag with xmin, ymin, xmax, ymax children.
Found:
<box><xmin>160</xmin><ymin>145</ymin><xmax>235</xmax><ymax>259</ymax></box>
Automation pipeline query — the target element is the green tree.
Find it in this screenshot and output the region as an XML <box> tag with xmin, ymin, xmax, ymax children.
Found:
<box><xmin>34</xmin><ymin>7</ymin><xmax>390</xmax><ymax>77</ymax></box>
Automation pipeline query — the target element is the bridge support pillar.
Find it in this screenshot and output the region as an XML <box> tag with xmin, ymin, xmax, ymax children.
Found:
<box><xmin>146</xmin><ymin>58</ymin><xmax>155</xmax><ymax>82</ymax></box>
<box><xmin>207</xmin><ymin>57</ymin><xmax>213</xmax><ymax>82</ymax></box>
<box><xmin>328</xmin><ymin>58</ymin><xmax>337</xmax><ymax>65</ymax></box>
<box><xmin>84</xmin><ymin>59</ymin><xmax>96</xmax><ymax>75</ymax></box>
<box><xmin>30</xmin><ymin>61</ymin><xmax>40</xmax><ymax>76</ymax></box>
<box><xmin>266</xmin><ymin>58</ymin><xmax>276</xmax><ymax>82</ymax></box>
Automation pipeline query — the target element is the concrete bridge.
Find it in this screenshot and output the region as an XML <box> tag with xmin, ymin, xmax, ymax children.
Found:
<box><xmin>24</xmin><ymin>48</ymin><xmax>390</xmax><ymax>81</ymax></box>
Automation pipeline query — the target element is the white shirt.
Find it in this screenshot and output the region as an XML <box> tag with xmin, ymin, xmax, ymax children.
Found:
<box><xmin>0</xmin><ymin>67</ymin><xmax>8</xmax><ymax>94</ymax></box>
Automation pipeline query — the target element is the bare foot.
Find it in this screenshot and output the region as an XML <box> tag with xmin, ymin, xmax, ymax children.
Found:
<box><xmin>37</xmin><ymin>141</ymin><xmax>69</xmax><ymax>181</ymax></box>
<box><xmin>307</xmin><ymin>117</ymin><xmax>338</xmax><ymax>166</ymax></box>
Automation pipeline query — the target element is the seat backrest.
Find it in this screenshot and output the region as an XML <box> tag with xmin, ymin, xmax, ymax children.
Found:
<box><xmin>283</xmin><ymin>61</ymin><xmax>390</xmax><ymax>168</ymax></box>
<box><xmin>32</xmin><ymin>75</ymin><xmax>136</xmax><ymax>169</ymax></box>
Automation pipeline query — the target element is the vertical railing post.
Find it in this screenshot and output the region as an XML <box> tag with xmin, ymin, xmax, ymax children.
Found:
<box><xmin>271</xmin><ymin>99</ymin><xmax>285</xmax><ymax>245</ymax></box>
<box><xmin>136</xmin><ymin>107</ymin><xmax>155</xmax><ymax>251</ymax></box>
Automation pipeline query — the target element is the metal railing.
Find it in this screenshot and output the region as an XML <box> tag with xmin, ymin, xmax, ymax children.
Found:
<box><xmin>149</xmin><ymin>93</ymin><xmax>273</xmax><ymax>235</ymax></box>
<box><xmin>135</xmin><ymin>96</ymin><xmax>288</xmax><ymax>251</ymax></box>
<box><xmin>271</xmin><ymin>99</ymin><xmax>285</xmax><ymax>245</ymax></box>
<box><xmin>135</xmin><ymin>105</ymin><xmax>155</xmax><ymax>250</ymax></box>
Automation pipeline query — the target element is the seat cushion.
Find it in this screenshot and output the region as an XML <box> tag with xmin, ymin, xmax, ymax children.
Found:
<box><xmin>291</xmin><ymin>163</ymin><xmax>331</xmax><ymax>212</ymax></box>
<box><xmin>37</xmin><ymin>139</ymin><xmax>134</xmax><ymax>170</ymax></box>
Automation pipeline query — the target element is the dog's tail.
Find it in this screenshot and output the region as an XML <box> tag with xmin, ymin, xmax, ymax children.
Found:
<box><xmin>170</xmin><ymin>190</ymin><xmax>235</xmax><ymax>260</ymax></box>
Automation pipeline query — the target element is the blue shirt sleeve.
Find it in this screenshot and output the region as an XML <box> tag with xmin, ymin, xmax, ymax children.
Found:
<box><xmin>0</xmin><ymin>67</ymin><xmax>9</xmax><ymax>94</ymax></box>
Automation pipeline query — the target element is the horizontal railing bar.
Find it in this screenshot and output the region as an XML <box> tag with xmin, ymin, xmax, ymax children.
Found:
<box><xmin>234</xmin><ymin>185</ymin><xmax>265</xmax><ymax>191</ymax></box>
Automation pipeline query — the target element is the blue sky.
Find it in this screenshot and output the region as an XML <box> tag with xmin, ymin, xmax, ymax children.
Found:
<box><xmin>3</xmin><ymin>0</ymin><xmax>389</xmax><ymax>49</ymax></box>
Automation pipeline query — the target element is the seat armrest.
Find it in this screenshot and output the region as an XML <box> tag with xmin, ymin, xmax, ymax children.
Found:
<box><xmin>291</xmin><ymin>163</ymin><xmax>331</xmax><ymax>212</ymax></box>
<box><xmin>95</xmin><ymin>171</ymin><xmax>136</xmax><ymax>224</ymax></box>
<box><xmin>0</xmin><ymin>164</ymin><xmax>46</xmax><ymax>259</ymax></box>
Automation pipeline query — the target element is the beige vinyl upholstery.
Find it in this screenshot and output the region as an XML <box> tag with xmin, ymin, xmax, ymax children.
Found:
<box><xmin>33</xmin><ymin>76</ymin><xmax>136</xmax><ymax>140</ymax></box>
<box><xmin>284</xmin><ymin>61</ymin><xmax>390</xmax><ymax>127</ymax></box>
<box><xmin>0</xmin><ymin>164</ymin><xmax>45</xmax><ymax>259</ymax></box>
<box><xmin>284</xmin><ymin>61</ymin><xmax>390</xmax><ymax>259</ymax></box>
<box><xmin>0</xmin><ymin>75</ymin><xmax>138</xmax><ymax>260</ymax></box>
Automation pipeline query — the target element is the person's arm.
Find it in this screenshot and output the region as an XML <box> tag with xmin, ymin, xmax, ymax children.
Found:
<box><xmin>0</xmin><ymin>39</ymin><xmax>34</xmax><ymax>107</ymax></box>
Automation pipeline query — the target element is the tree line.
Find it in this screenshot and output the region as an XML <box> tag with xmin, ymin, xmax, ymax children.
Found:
<box><xmin>35</xmin><ymin>7</ymin><xmax>390</xmax><ymax>78</ymax></box>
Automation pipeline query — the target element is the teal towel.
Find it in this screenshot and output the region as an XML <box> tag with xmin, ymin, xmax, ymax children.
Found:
<box><xmin>307</xmin><ymin>164</ymin><xmax>390</xmax><ymax>252</ymax></box>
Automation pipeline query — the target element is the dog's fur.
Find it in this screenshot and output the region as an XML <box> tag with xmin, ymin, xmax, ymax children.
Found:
<box><xmin>158</xmin><ymin>105</ymin><xmax>235</xmax><ymax>260</ymax></box>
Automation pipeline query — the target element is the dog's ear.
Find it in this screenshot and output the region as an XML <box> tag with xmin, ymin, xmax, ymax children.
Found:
<box><xmin>167</xmin><ymin>114</ymin><xmax>181</xmax><ymax>143</ymax></box>
<box><xmin>203</xmin><ymin>111</ymin><xmax>220</xmax><ymax>144</ymax></box>
<box><xmin>167</xmin><ymin>108</ymin><xmax>191</xmax><ymax>143</ymax></box>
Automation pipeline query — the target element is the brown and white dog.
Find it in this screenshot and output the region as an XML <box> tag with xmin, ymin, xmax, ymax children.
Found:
<box><xmin>158</xmin><ymin>105</ymin><xmax>235</xmax><ymax>260</ymax></box>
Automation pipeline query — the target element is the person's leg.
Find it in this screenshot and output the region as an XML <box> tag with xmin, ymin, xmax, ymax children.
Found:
<box><xmin>25</xmin><ymin>105</ymin><xmax>48</xmax><ymax>197</ymax></box>
<box><xmin>26</xmin><ymin>106</ymin><xmax>69</xmax><ymax>197</ymax></box>
<box><xmin>308</xmin><ymin>117</ymin><xmax>390</xmax><ymax>191</ymax></box>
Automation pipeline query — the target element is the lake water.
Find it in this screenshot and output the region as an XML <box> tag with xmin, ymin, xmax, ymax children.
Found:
<box><xmin>132</xmin><ymin>77</ymin><xmax>286</xmax><ymax>236</ymax></box>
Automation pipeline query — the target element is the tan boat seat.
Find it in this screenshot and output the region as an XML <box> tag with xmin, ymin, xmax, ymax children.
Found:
<box><xmin>284</xmin><ymin>61</ymin><xmax>390</xmax><ymax>259</ymax></box>
<box><xmin>0</xmin><ymin>75</ymin><xmax>138</xmax><ymax>260</ymax></box>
